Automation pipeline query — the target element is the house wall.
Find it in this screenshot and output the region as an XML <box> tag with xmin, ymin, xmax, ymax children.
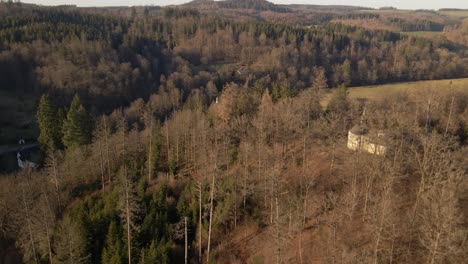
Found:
<box><xmin>363</xmin><ymin>141</ymin><xmax>386</xmax><ymax>155</ymax></box>
<box><xmin>347</xmin><ymin>132</ymin><xmax>386</xmax><ymax>155</ymax></box>
<box><xmin>347</xmin><ymin>132</ymin><xmax>361</xmax><ymax>151</ymax></box>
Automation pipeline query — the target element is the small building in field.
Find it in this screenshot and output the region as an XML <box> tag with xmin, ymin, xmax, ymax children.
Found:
<box><xmin>347</xmin><ymin>125</ymin><xmax>386</xmax><ymax>155</ymax></box>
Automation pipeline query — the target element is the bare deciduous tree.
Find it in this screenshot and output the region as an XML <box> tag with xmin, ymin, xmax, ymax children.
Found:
<box><xmin>54</xmin><ymin>216</ymin><xmax>88</xmax><ymax>264</ymax></box>
<box><xmin>118</xmin><ymin>166</ymin><xmax>140</xmax><ymax>264</ymax></box>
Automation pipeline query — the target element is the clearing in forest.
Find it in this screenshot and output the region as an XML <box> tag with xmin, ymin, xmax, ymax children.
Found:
<box><xmin>322</xmin><ymin>78</ymin><xmax>468</xmax><ymax>106</ymax></box>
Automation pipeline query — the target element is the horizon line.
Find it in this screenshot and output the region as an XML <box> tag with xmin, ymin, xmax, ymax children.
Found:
<box><xmin>16</xmin><ymin>1</ymin><xmax>468</xmax><ymax>11</ymax></box>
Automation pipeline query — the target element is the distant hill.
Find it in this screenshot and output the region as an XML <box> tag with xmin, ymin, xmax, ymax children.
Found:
<box><xmin>185</xmin><ymin>0</ymin><xmax>289</xmax><ymax>13</ymax></box>
<box><xmin>286</xmin><ymin>4</ymin><xmax>372</xmax><ymax>12</ymax></box>
<box><xmin>183</xmin><ymin>0</ymin><xmax>218</xmax><ymax>10</ymax></box>
<box><xmin>218</xmin><ymin>0</ymin><xmax>290</xmax><ymax>12</ymax></box>
<box><xmin>439</xmin><ymin>8</ymin><xmax>468</xmax><ymax>11</ymax></box>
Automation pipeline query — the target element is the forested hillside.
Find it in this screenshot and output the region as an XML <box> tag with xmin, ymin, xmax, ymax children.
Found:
<box><xmin>0</xmin><ymin>1</ymin><xmax>467</xmax><ymax>264</ymax></box>
<box><xmin>217</xmin><ymin>0</ymin><xmax>289</xmax><ymax>12</ymax></box>
<box><xmin>1</xmin><ymin>2</ymin><xmax>466</xmax><ymax>143</ymax></box>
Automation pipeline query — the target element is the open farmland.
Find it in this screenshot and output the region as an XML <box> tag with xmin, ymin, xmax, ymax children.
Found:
<box><xmin>322</xmin><ymin>78</ymin><xmax>468</xmax><ymax>106</ymax></box>
<box><xmin>440</xmin><ymin>10</ymin><xmax>468</xmax><ymax>19</ymax></box>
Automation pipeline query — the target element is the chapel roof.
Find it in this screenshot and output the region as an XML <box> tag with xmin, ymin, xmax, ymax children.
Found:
<box><xmin>349</xmin><ymin>125</ymin><xmax>368</xmax><ymax>135</ymax></box>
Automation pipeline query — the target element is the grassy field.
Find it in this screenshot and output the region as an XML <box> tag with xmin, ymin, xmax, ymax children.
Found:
<box><xmin>401</xmin><ymin>31</ymin><xmax>446</xmax><ymax>37</ymax></box>
<box><xmin>361</xmin><ymin>9</ymin><xmax>468</xmax><ymax>19</ymax></box>
<box><xmin>322</xmin><ymin>78</ymin><xmax>468</xmax><ymax>106</ymax></box>
<box><xmin>440</xmin><ymin>11</ymin><xmax>468</xmax><ymax>19</ymax></box>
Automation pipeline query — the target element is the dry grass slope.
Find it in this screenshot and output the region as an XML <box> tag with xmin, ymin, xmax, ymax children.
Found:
<box><xmin>322</xmin><ymin>78</ymin><xmax>468</xmax><ymax>106</ymax></box>
<box><xmin>440</xmin><ymin>10</ymin><xmax>468</xmax><ymax>19</ymax></box>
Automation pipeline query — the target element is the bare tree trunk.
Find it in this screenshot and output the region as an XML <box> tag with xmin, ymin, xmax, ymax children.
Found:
<box><xmin>428</xmin><ymin>231</ymin><xmax>441</xmax><ymax>264</ymax></box>
<box><xmin>332</xmin><ymin>223</ymin><xmax>336</xmax><ymax>264</ymax></box>
<box><xmin>234</xmin><ymin>171</ymin><xmax>237</xmax><ymax>229</ymax></box>
<box><xmin>373</xmin><ymin>225</ymin><xmax>382</xmax><ymax>264</ymax></box>
<box><xmin>303</xmin><ymin>185</ymin><xmax>309</xmax><ymax>228</ymax></box>
<box><xmin>301</xmin><ymin>127</ymin><xmax>309</xmax><ymax>228</ymax></box>
<box><xmin>176</xmin><ymin>131</ymin><xmax>179</xmax><ymax>165</ymax></box>
<box><xmin>190</xmin><ymin>129</ymin><xmax>194</xmax><ymax>170</ymax></box>
<box><xmin>326</xmin><ymin>228</ymin><xmax>330</xmax><ymax>263</ymax></box>
<box><xmin>224</xmin><ymin>139</ymin><xmax>229</xmax><ymax>171</ymax></box>
<box><xmin>300</xmin><ymin>135</ymin><xmax>306</xmax><ymax>230</ymax></box>
<box><xmin>104</xmin><ymin>117</ymin><xmax>112</xmax><ymax>185</ymax></box>
<box><xmin>425</xmin><ymin>95</ymin><xmax>433</xmax><ymax>133</ymax></box>
<box><xmin>390</xmin><ymin>224</ymin><xmax>395</xmax><ymax>264</ymax></box>
<box><xmin>21</xmin><ymin>185</ymin><xmax>38</xmax><ymax>264</ymax></box>
<box><xmin>125</xmin><ymin>170</ymin><xmax>132</xmax><ymax>264</ymax></box>
<box><xmin>121</xmin><ymin>119</ymin><xmax>126</xmax><ymax>167</ymax></box>
<box><xmin>49</xmin><ymin>152</ymin><xmax>61</xmax><ymax>209</ymax></box>
<box><xmin>207</xmin><ymin>163</ymin><xmax>216</xmax><ymax>264</ymax></box>
<box><xmin>444</xmin><ymin>96</ymin><xmax>454</xmax><ymax>137</ymax></box>
<box><xmin>42</xmin><ymin>190</ymin><xmax>54</xmax><ymax>264</ymax></box>
<box><xmin>185</xmin><ymin>217</ymin><xmax>188</xmax><ymax>264</ymax></box>
<box><xmin>120</xmin><ymin>119</ymin><xmax>131</xmax><ymax>264</ymax></box>
<box><xmin>198</xmin><ymin>181</ymin><xmax>202</xmax><ymax>264</ymax></box>
<box><xmin>363</xmin><ymin>170</ymin><xmax>375</xmax><ymax>216</ymax></box>
<box><xmin>298</xmin><ymin>232</ymin><xmax>303</xmax><ymax>264</ymax></box>
<box><xmin>206</xmin><ymin>173</ymin><xmax>215</xmax><ymax>264</ymax></box>
<box><xmin>258</xmin><ymin>142</ymin><xmax>267</xmax><ymax>213</ymax></box>
<box><xmin>270</xmin><ymin>177</ymin><xmax>274</xmax><ymax>224</ymax></box>
<box><xmin>46</xmin><ymin>225</ymin><xmax>53</xmax><ymax>264</ymax></box>
<box><xmin>165</xmin><ymin>117</ymin><xmax>170</xmax><ymax>171</ymax></box>
<box><xmin>99</xmin><ymin>140</ymin><xmax>105</xmax><ymax>192</ymax></box>
<box><xmin>330</xmin><ymin>142</ymin><xmax>336</xmax><ymax>174</ymax></box>
<box><xmin>67</xmin><ymin>229</ymin><xmax>74</xmax><ymax>263</ymax></box>
<box><xmin>351</xmin><ymin>155</ymin><xmax>358</xmax><ymax>216</ymax></box>
<box><xmin>412</xmin><ymin>142</ymin><xmax>427</xmax><ymax>223</ymax></box>
<box><xmin>184</xmin><ymin>120</ymin><xmax>188</xmax><ymax>165</ymax></box>
<box><xmin>243</xmin><ymin>149</ymin><xmax>247</xmax><ymax>211</ymax></box>
<box><xmin>374</xmin><ymin>163</ymin><xmax>394</xmax><ymax>264</ymax></box>
<box><xmin>275</xmin><ymin>196</ymin><xmax>280</xmax><ymax>264</ymax></box>
<box><xmin>148</xmin><ymin>118</ymin><xmax>153</xmax><ymax>182</ymax></box>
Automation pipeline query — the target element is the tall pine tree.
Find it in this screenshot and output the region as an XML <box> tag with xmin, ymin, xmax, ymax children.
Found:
<box><xmin>150</xmin><ymin>120</ymin><xmax>163</xmax><ymax>179</ymax></box>
<box><xmin>36</xmin><ymin>94</ymin><xmax>61</xmax><ymax>150</ymax></box>
<box><xmin>102</xmin><ymin>221</ymin><xmax>124</xmax><ymax>264</ymax></box>
<box><xmin>62</xmin><ymin>94</ymin><xmax>93</xmax><ymax>149</ymax></box>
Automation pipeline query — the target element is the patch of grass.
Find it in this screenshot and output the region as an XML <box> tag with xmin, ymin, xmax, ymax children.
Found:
<box><xmin>321</xmin><ymin>78</ymin><xmax>468</xmax><ymax>106</ymax></box>
<box><xmin>251</xmin><ymin>255</ymin><xmax>265</xmax><ymax>264</ymax></box>
<box><xmin>401</xmin><ymin>31</ymin><xmax>445</xmax><ymax>37</ymax></box>
<box><xmin>361</xmin><ymin>9</ymin><xmax>412</xmax><ymax>14</ymax></box>
<box><xmin>191</xmin><ymin>62</ymin><xmax>238</xmax><ymax>74</ymax></box>
<box><xmin>440</xmin><ymin>11</ymin><xmax>468</xmax><ymax>19</ymax></box>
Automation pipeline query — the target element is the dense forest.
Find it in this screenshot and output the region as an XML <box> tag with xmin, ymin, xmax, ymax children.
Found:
<box><xmin>217</xmin><ymin>0</ymin><xmax>289</xmax><ymax>12</ymax></box>
<box><xmin>1</xmin><ymin>3</ymin><xmax>466</xmax><ymax>109</ymax></box>
<box><xmin>1</xmin><ymin>2</ymin><xmax>466</xmax><ymax>144</ymax></box>
<box><xmin>0</xmin><ymin>1</ymin><xmax>467</xmax><ymax>264</ymax></box>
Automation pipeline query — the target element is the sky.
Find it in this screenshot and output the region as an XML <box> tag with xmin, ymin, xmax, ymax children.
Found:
<box><xmin>19</xmin><ymin>0</ymin><xmax>468</xmax><ymax>10</ymax></box>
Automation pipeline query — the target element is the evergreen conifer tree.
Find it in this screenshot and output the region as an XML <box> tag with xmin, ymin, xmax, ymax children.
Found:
<box><xmin>62</xmin><ymin>94</ymin><xmax>92</xmax><ymax>149</ymax></box>
<box><xmin>36</xmin><ymin>94</ymin><xmax>61</xmax><ymax>150</ymax></box>
<box><xmin>102</xmin><ymin>221</ymin><xmax>124</xmax><ymax>264</ymax></box>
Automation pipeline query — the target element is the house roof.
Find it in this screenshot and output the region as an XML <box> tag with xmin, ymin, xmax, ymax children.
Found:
<box><xmin>349</xmin><ymin>125</ymin><xmax>368</xmax><ymax>135</ymax></box>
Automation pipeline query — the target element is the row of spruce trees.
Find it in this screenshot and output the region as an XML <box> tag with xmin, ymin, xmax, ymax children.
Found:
<box><xmin>36</xmin><ymin>94</ymin><xmax>93</xmax><ymax>151</ymax></box>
